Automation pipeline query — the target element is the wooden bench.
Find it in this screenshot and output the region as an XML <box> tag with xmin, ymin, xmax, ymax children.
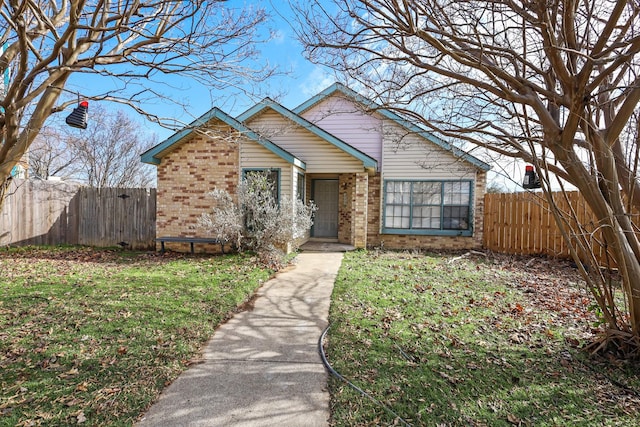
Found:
<box><xmin>156</xmin><ymin>237</ymin><xmax>226</xmax><ymax>254</ymax></box>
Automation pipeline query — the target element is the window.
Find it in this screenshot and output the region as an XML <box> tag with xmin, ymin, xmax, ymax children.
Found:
<box><xmin>383</xmin><ymin>180</ymin><xmax>473</xmax><ymax>235</ymax></box>
<box><xmin>242</xmin><ymin>169</ymin><xmax>280</xmax><ymax>203</ymax></box>
<box><xmin>296</xmin><ymin>172</ymin><xmax>305</xmax><ymax>202</ymax></box>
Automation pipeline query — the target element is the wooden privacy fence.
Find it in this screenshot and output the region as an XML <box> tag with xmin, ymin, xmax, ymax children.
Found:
<box><xmin>0</xmin><ymin>179</ymin><xmax>156</xmax><ymax>250</ymax></box>
<box><xmin>483</xmin><ymin>191</ymin><xmax>638</xmax><ymax>266</ymax></box>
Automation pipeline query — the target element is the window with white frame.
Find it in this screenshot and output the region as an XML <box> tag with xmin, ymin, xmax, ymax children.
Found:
<box><xmin>383</xmin><ymin>180</ymin><xmax>473</xmax><ymax>235</ymax></box>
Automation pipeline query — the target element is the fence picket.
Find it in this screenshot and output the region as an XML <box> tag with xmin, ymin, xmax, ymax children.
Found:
<box><xmin>483</xmin><ymin>191</ymin><xmax>640</xmax><ymax>267</ymax></box>
<box><xmin>1</xmin><ymin>180</ymin><xmax>155</xmax><ymax>249</ymax></box>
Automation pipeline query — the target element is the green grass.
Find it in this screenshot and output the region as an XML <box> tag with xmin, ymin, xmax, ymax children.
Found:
<box><xmin>0</xmin><ymin>246</ymin><xmax>271</xmax><ymax>426</ymax></box>
<box><xmin>326</xmin><ymin>250</ymin><xmax>640</xmax><ymax>426</ymax></box>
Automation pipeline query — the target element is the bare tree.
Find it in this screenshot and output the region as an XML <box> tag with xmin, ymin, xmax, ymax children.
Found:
<box><xmin>293</xmin><ymin>0</ymin><xmax>640</xmax><ymax>353</ymax></box>
<box><xmin>28</xmin><ymin>125</ymin><xmax>80</xmax><ymax>180</ymax></box>
<box><xmin>69</xmin><ymin>107</ymin><xmax>156</xmax><ymax>188</ymax></box>
<box><xmin>0</xmin><ymin>1</ymin><xmax>276</xmax><ymax>206</ymax></box>
<box><xmin>29</xmin><ymin>108</ymin><xmax>154</xmax><ymax>187</ymax></box>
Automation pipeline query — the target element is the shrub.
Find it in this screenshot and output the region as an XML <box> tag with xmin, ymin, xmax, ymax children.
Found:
<box><xmin>198</xmin><ymin>188</ymin><xmax>244</xmax><ymax>250</ymax></box>
<box><xmin>199</xmin><ymin>171</ymin><xmax>316</xmax><ymax>268</ymax></box>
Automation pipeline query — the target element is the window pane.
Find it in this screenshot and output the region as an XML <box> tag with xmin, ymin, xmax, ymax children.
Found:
<box><xmin>443</xmin><ymin>206</ymin><xmax>469</xmax><ymax>230</ymax></box>
<box><xmin>384</xmin><ymin>204</ymin><xmax>410</xmax><ymax>229</ymax></box>
<box><xmin>268</xmin><ymin>170</ymin><xmax>279</xmax><ymax>202</ymax></box>
<box><xmin>413</xmin><ymin>182</ymin><xmax>441</xmax><ymax>205</ymax></box>
<box><xmin>412</xmin><ymin>206</ymin><xmax>440</xmax><ymax>229</ymax></box>
<box><xmin>297</xmin><ymin>173</ymin><xmax>305</xmax><ymax>202</ymax></box>
<box><xmin>444</xmin><ymin>181</ymin><xmax>470</xmax><ymax>205</ymax></box>
<box><xmin>244</xmin><ymin>169</ymin><xmax>279</xmax><ymax>203</ymax></box>
<box><xmin>384</xmin><ymin>180</ymin><xmax>472</xmax><ymax>232</ymax></box>
<box><xmin>386</xmin><ymin>181</ymin><xmax>411</xmax><ymax>204</ymax></box>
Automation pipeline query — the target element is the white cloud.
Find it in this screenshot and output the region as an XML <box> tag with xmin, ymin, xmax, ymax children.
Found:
<box><xmin>299</xmin><ymin>67</ymin><xmax>336</xmax><ymax>97</ymax></box>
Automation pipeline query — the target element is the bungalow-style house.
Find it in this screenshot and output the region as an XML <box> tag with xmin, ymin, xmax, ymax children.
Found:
<box><xmin>141</xmin><ymin>83</ymin><xmax>491</xmax><ymax>253</ymax></box>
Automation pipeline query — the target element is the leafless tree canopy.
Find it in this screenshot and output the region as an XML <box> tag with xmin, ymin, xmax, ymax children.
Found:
<box><xmin>75</xmin><ymin>108</ymin><xmax>156</xmax><ymax>188</ymax></box>
<box><xmin>294</xmin><ymin>0</ymin><xmax>640</xmax><ymax>177</ymax></box>
<box><xmin>30</xmin><ymin>107</ymin><xmax>155</xmax><ymax>188</ymax></box>
<box><xmin>0</xmin><ymin>0</ymin><xmax>275</xmax><ymax>200</ymax></box>
<box><xmin>293</xmin><ymin>0</ymin><xmax>640</xmax><ymax>350</ymax></box>
<box><xmin>29</xmin><ymin>125</ymin><xmax>80</xmax><ymax>181</ymax></box>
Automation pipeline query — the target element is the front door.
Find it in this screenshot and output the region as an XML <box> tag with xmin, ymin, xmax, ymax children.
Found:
<box><xmin>312</xmin><ymin>179</ymin><xmax>339</xmax><ymax>238</ymax></box>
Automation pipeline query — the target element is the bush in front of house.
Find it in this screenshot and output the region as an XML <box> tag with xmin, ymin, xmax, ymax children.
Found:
<box><xmin>199</xmin><ymin>171</ymin><xmax>316</xmax><ymax>267</ymax></box>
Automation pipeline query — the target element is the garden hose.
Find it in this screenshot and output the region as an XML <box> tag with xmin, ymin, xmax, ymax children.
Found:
<box><xmin>318</xmin><ymin>324</ymin><xmax>412</xmax><ymax>427</ymax></box>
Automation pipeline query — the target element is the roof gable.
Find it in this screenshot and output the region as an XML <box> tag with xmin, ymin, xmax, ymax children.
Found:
<box><xmin>294</xmin><ymin>83</ymin><xmax>491</xmax><ymax>172</ymax></box>
<box><xmin>237</xmin><ymin>98</ymin><xmax>378</xmax><ymax>170</ymax></box>
<box><xmin>140</xmin><ymin>107</ymin><xmax>305</xmax><ymax>170</ymax></box>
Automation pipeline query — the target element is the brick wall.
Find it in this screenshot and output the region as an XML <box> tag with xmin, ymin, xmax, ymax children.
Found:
<box><xmin>367</xmin><ymin>174</ymin><xmax>382</xmax><ymax>247</ymax></box>
<box><xmin>376</xmin><ymin>234</ymin><xmax>482</xmax><ymax>251</ymax></box>
<box><xmin>337</xmin><ymin>173</ymin><xmax>369</xmax><ymax>248</ymax></box>
<box><xmin>473</xmin><ymin>171</ymin><xmax>487</xmax><ymax>247</ymax></box>
<box><xmin>156</xmin><ymin>125</ymin><xmax>240</xmax><ymax>253</ymax></box>
<box><xmin>353</xmin><ymin>172</ymin><xmax>368</xmax><ymax>248</ymax></box>
<box><xmin>337</xmin><ymin>174</ymin><xmax>353</xmax><ymax>244</ymax></box>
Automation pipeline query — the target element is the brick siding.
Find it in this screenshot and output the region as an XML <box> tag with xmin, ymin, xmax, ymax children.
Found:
<box><xmin>337</xmin><ymin>174</ymin><xmax>353</xmax><ymax>244</ymax></box>
<box><xmin>155</xmin><ymin>125</ymin><xmax>240</xmax><ymax>253</ymax></box>
<box><xmin>336</xmin><ymin>172</ymin><xmax>368</xmax><ymax>248</ymax></box>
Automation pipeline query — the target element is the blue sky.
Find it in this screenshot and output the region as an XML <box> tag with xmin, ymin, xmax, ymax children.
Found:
<box><xmin>62</xmin><ymin>1</ymin><xmax>337</xmax><ymax>142</ymax></box>
<box><xmin>56</xmin><ymin>1</ymin><xmax>526</xmax><ymax>190</ymax></box>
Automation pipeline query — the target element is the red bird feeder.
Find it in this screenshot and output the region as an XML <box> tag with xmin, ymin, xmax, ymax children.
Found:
<box><xmin>522</xmin><ymin>165</ymin><xmax>541</xmax><ymax>189</ymax></box>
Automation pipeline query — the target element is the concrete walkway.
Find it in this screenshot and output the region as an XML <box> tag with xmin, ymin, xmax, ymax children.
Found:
<box><xmin>136</xmin><ymin>251</ymin><xmax>344</xmax><ymax>427</ymax></box>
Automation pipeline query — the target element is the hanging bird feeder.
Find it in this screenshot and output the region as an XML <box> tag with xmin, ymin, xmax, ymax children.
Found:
<box><xmin>66</xmin><ymin>100</ymin><xmax>89</xmax><ymax>129</ymax></box>
<box><xmin>522</xmin><ymin>165</ymin><xmax>541</xmax><ymax>189</ymax></box>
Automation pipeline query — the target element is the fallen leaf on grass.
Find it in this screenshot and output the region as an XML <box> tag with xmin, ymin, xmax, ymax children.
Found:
<box><xmin>509</xmin><ymin>332</ymin><xmax>529</xmax><ymax>344</ymax></box>
<box><xmin>64</xmin><ymin>398</ymin><xmax>83</xmax><ymax>407</ymax></box>
<box><xmin>439</xmin><ymin>371</ymin><xmax>461</xmax><ymax>384</ymax></box>
<box><xmin>76</xmin><ymin>411</ymin><xmax>86</xmax><ymax>424</ymax></box>
<box><xmin>511</xmin><ymin>303</ymin><xmax>524</xmax><ymax>314</ymax></box>
<box><xmin>507</xmin><ymin>413</ymin><xmax>521</xmax><ymax>424</ymax></box>
<box><xmin>99</xmin><ymin>386</ymin><xmax>122</xmax><ymax>395</ymax></box>
<box><xmin>59</xmin><ymin>368</ymin><xmax>79</xmax><ymax>379</ymax></box>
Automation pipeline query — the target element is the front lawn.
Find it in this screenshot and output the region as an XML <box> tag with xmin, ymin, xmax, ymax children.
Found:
<box><xmin>0</xmin><ymin>246</ymin><xmax>271</xmax><ymax>426</ymax></box>
<box><xmin>326</xmin><ymin>250</ymin><xmax>640</xmax><ymax>426</ymax></box>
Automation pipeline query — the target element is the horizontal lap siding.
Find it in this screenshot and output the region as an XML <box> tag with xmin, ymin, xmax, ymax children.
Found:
<box><xmin>300</xmin><ymin>96</ymin><xmax>382</xmax><ymax>164</ymax></box>
<box><xmin>240</xmin><ymin>139</ymin><xmax>293</xmax><ymax>200</ymax></box>
<box><xmin>377</xmin><ymin>121</ymin><xmax>485</xmax><ymax>249</ymax></box>
<box><xmin>247</xmin><ymin>110</ymin><xmax>364</xmax><ymax>173</ymax></box>
<box><xmin>382</xmin><ymin>122</ymin><xmax>477</xmax><ymax>179</ymax></box>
